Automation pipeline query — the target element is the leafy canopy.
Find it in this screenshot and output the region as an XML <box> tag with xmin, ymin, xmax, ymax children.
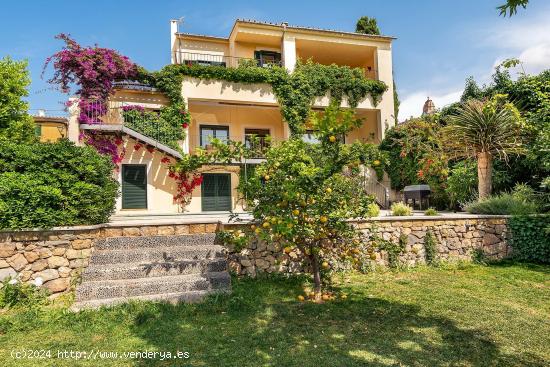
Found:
<box><xmin>442</xmin><ymin>96</ymin><xmax>524</xmax><ymax>160</ymax></box>
<box><xmin>0</xmin><ymin>57</ymin><xmax>35</xmax><ymax>143</ymax></box>
<box><xmin>355</xmin><ymin>16</ymin><xmax>381</xmax><ymax>35</ymax></box>
<box><xmin>229</xmin><ymin>102</ymin><xmax>377</xmax><ymax>295</ymax></box>
<box><xmin>498</xmin><ymin>0</ymin><xmax>529</xmax><ymax>16</ymax></box>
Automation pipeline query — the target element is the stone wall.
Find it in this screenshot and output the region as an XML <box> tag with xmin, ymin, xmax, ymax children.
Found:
<box><xmin>224</xmin><ymin>216</ymin><xmax>510</xmax><ymax>276</ymax></box>
<box><xmin>0</xmin><ymin>216</ymin><xmax>509</xmax><ymax>295</ymax></box>
<box><xmin>0</xmin><ymin>223</ymin><xmax>219</xmax><ymax>295</ymax></box>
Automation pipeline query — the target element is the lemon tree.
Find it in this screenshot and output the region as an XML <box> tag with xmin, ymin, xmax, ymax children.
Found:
<box><xmin>234</xmin><ymin>102</ymin><xmax>376</xmax><ymax>300</ymax></box>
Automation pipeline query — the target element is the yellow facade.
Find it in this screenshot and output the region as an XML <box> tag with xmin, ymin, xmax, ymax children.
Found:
<box><xmin>33</xmin><ymin>117</ymin><xmax>68</xmax><ymax>142</ymax></box>
<box><xmin>70</xmin><ymin>19</ymin><xmax>396</xmax><ymax>214</ymax></box>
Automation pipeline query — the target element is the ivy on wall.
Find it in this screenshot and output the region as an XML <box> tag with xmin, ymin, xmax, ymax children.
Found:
<box><xmin>508</xmin><ymin>215</ymin><xmax>550</xmax><ymax>263</ymax></box>
<box><xmin>139</xmin><ymin>60</ymin><xmax>387</xmax><ymax>135</ymax></box>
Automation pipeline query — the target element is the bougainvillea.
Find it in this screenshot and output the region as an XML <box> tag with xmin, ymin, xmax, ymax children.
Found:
<box><xmin>44</xmin><ymin>34</ymin><xmax>137</xmax><ymax>123</ymax></box>
<box><xmin>80</xmin><ymin>132</ymin><xmax>125</xmax><ymax>166</ymax></box>
<box><xmin>173</xmin><ymin>173</ymin><xmax>204</xmax><ymax>207</ymax></box>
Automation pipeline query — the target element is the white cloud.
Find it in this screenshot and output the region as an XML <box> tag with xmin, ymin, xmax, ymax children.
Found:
<box><xmin>399</xmin><ymin>8</ymin><xmax>550</xmax><ymax>122</ymax></box>
<box><xmin>398</xmin><ymin>90</ymin><xmax>462</xmax><ymax>122</ymax></box>
<box><xmin>484</xmin><ymin>7</ymin><xmax>550</xmax><ymax>75</ymax></box>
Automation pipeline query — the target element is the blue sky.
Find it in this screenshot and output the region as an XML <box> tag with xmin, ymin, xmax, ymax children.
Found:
<box><xmin>1</xmin><ymin>0</ymin><xmax>549</xmax><ymax>120</ymax></box>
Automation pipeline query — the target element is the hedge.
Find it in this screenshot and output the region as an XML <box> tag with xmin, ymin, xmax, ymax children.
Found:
<box><xmin>508</xmin><ymin>215</ymin><xmax>550</xmax><ymax>263</ymax></box>
<box><xmin>0</xmin><ymin>140</ymin><xmax>118</xmax><ymax>229</ymax></box>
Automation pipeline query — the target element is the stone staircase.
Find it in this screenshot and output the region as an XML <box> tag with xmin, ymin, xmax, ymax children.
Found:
<box><xmin>72</xmin><ymin>233</ymin><xmax>231</xmax><ymax>310</ymax></box>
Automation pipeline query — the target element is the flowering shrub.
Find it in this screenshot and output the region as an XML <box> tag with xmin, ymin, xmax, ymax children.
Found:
<box><xmin>173</xmin><ymin>173</ymin><xmax>204</xmax><ymax>207</ymax></box>
<box><xmin>44</xmin><ymin>34</ymin><xmax>137</xmax><ymax>123</ymax></box>
<box><xmin>80</xmin><ymin>132</ymin><xmax>125</xmax><ymax>166</ymax></box>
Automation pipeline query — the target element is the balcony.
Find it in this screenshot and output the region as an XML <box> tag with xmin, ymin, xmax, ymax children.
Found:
<box><xmin>173</xmin><ymin>51</ymin><xmax>282</xmax><ymax>68</ymax></box>
<box><xmin>188</xmin><ymin>134</ymin><xmax>279</xmax><ymax>159</ymax></box>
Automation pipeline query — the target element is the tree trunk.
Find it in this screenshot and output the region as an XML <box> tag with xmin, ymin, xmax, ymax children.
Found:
<box><xmin>310</xmin><ymin>250</ymin><xmax>322</xmax><ymax>302</ymax></box>
<box><xmin>477</xmin><ymin>151</ymin><xmax>493</xmax><ymax>199</ymax></box>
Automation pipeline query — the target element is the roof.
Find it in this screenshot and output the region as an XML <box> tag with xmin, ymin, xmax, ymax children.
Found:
<box><xmin>176</xmin><ymin>19</ymin><xmax>396</xmax><ymax>42</ymax></box>
<box><xmin>234</xmin><ymin>19</ymin><xmax>396</xmax><ymax>40</ymax></box>
<box><xmin>32</xmin><ymin>115</ymin><xmax>68</xmax><ymax>124</ymax></box>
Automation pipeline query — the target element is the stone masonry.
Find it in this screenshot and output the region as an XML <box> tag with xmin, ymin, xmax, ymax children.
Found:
<box><xmin>0</xmin><ymin>216</ymin><xmax>509</xmax><ymax>296</ymax></box>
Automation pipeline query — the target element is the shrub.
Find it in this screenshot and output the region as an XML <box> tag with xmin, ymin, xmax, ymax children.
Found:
<box><xmin>424</xmin><ymin>208</ymin><xmax>439</xmax><ymax>216</ymax></box>
<box><xmin>465</xmin><ymin>185</ymin><xmax>540</xmax><ymax>215</ymax></box>
<box><xmin>465</xmin><ymin>194</ymin><xmax>537</xmax><ymax>215</ymax></box>
<box><xmin>0</xmin><ymin>278</ymin><xmax>48</xmax><ymax>309</ymax></box>
<box><xmin>424</xmin><ymin>230</ymin><xmax>438</xmax><ymax>265</ymax></box>
<box><xmin>508</xmin><ymin>215</ymin><xmax>550</xmax><ymax>263</ymax></box>
<box><xmin>367</xmin><ymin>202</ymin><xmax>381</xmax><ymax>217</ymax></box>
<box><xmin>391</xmin><ymin>202</ymin><xmax>412</xmax><ymax>216</ymax></box>
<box><xmin>0</xmin><ymin>140</ymin><xmax>118</xmax><ymax>229</ymax></box>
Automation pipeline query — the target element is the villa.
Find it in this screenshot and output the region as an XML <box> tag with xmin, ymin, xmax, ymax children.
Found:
<box><xmin>66</xmin><ymin>19</ymin><xmax>396</xmax><ymax>216</ymax></box>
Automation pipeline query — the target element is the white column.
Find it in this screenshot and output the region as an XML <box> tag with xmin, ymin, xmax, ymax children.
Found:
<box><xmin>282</xmin><ymin>34</ymin><xmax>296</xmax><ymax>72</ymax></box>
<box><xmin>67</xmin><ymin>98</ymin><xmax>82</xmax><ymax>145</ymax></box>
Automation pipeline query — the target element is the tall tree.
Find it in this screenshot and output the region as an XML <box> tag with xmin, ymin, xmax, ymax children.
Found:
<box><xmin>0</xmin><ymin>57</ymin><xmax>35</xmax><ymax>143</ymax></box>
<box><xmin>442</xmin><ymin>97</ymin><xmax>524</xmax><ymax>199</ymax></box>
<box><xmin>355</xmin><ymin>16</ymin><xmax>380</xmax><ymax>35</ymax></box>
<box><xmin>498</xmin><ymin>0</ymin><xmax>529</xmax><ymax>16</ymax></box>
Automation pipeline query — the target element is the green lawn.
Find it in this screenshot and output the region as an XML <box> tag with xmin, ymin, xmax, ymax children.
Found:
<box><xmin>1</xmin><ymin>262</ymin><xmax>549</xmax><ymax>366</ymax></box>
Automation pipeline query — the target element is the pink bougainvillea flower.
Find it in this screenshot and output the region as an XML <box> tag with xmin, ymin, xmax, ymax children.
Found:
<box><xmin>134</xmin><ymin>143</ymin><xmax>142</xmax><ymax>151</ymax></box>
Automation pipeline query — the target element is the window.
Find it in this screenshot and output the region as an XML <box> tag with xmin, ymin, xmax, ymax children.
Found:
<box><xmin>302</xmin><ymin>130</ymin><xmax>345</xmax><ymax>144</ymax></box>
<box><xmin>200</xmin><ymin>125</ymin><xmax>229</xmax><ymax>148</ymax></box>
<box><xmin>34</xmin><ymin>124</ymin><xmax>42</xmax><ymax>137</ymax></box>
<box><xmin>302</xmin><ymin>130</ymin><xmax>320</xmax><ymax>144</ymax></box>
<box><xmin>244</xmin><ymin>128</ymin><xmax>271</xmax><ymax>153</ymax></box>
<box><xmin>254</xmin><ymin>50</ymin><xmax>281</xmax><ymax>67</ymax></box>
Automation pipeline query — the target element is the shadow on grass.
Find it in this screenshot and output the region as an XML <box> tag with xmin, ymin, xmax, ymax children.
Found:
<box><xmin>487</xmin><ymin>259</ymin><xmax>550</xmax><ymax>274</ymax></box>
<box><xmin>125</xmin><ymin>274</ymin><xmax>547</xmax><ymax>367</ymax></box>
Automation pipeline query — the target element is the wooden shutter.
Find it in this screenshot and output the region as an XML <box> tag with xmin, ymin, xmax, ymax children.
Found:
<box><xmin>202</xmin><ymin>174</ymin><xmax>231</xmax><ymax>211</ymax></box>
<box><xmin>122</xmin><ymin>165</ymin><xmax>147</xmax><ymax>209</ymax></box>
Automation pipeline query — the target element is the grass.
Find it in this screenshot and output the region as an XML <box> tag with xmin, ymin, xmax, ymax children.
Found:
<box><xmin>0</xmin><ymin>262</ymin><xmax>549</xmax><ymax>366</ymax></box>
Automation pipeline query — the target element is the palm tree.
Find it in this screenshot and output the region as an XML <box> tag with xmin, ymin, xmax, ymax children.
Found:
<box><xmin>442</xmin><ymin>99</ymin><xmax>524</xmax><ymax>199</ymax></box>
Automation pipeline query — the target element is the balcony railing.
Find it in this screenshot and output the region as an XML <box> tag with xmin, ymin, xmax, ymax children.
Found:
<box><xmin>173</xmin><ymin>51</ymin><xmax>282</xmax><ymax>68</ymax></box>
<box><xmin>188</xmin><ymin>134</ymin><xmax>280</xmax><ymax>158</ymax></box>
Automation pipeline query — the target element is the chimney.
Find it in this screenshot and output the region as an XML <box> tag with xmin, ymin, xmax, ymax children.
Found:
<box><xmin>170</xmin><ymin>19</ymin><xmax>179</xmax><ymax>64</ymax></box>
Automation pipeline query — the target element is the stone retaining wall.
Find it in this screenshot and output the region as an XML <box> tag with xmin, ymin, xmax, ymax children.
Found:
<box><xmin>0</xmin><ymin>223</ymin><xmax>219</xmax><ymax>295</ymax></box>
<box><xmin>0</xmin><ymin>216</ymin><xmax>509</xmax><ymax>295</ymax></box>
<box><xmin>223</xmin><ymin>217</ymin><xmax>510</xmax><ymax>276</ymax></box>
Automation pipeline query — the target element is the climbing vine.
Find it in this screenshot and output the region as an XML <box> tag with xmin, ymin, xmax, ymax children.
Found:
<box><xmin>138</xmin><ymin>60</ymin><xmax>387</xmax><ymax>134</ymax></box>
<box><xmin>47</xmin><ymin>35</ymin><xmax>388</xmax><ymax>208</ymax></box>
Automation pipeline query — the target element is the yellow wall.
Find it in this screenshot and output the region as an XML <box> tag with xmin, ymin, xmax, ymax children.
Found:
<box><xmin>187</xmin><ymin>102</ymin><xmax>286</xmax><ymax>151</ymax></box>
<box><xmin>37</xmin><ymin>122</ymin><xmax>66</xmax><ymax>142</ymax></box>
<box><xmin>346</xmin><ymin>110</ymin><xmax>380</xmax><ymax>143</ymax></box>
<box><xmin>117</xmin><ymin>138</ymin><xmax>181</xmax><ymax>214</ymax></box>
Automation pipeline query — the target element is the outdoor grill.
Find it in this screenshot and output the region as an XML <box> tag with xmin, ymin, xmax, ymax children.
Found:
<box><xmin>403</xmin><ymin>185</ymin><xmax>431</xmax><ymax>210</ymax></box>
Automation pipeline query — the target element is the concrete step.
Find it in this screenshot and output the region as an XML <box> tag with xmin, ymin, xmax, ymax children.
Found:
<box><xmin>82</xmin><ymin>258</ymin><xmax>228</xmax><ymax>281</ymax></box>
<box><xmin>71</xmin><ymin>289</ymin><xmax>229</xmax><ymax>311</ymax></box>
<box><xmin>76</xmin><ymin>272</ymin><xmax>231</xmax><ymax>302</ymax></box>
<box><xmin>90</xmin><ymin>245</ymin><xmax>225</xmax><ymax>265</ymax></box>
<box><xmin>94</xmin><ymin>233</ymin><xmax>218</xmax><ymax>251</ymax></box>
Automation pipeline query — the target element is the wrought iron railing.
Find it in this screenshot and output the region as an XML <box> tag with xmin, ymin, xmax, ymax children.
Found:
<box><xmin>173</xmin><ymin>51</ymin><xmax>282</xmax><ymax>68</ymax></box>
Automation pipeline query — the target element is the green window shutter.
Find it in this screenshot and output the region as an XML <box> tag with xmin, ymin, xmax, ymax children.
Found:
<box><xmin>202</xmin><ymin>174</ymin><xmax>231</xmax><ymax>211</ymax></box>
<box><xmin>122</xmin><ymin>165</ymin><xmax>147</xmax><ymax>209</ymax></box>
<box><xmin>35</xmin><ymin>124</ymin><xmax>42</xmax><ymax>137</ymax></box>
